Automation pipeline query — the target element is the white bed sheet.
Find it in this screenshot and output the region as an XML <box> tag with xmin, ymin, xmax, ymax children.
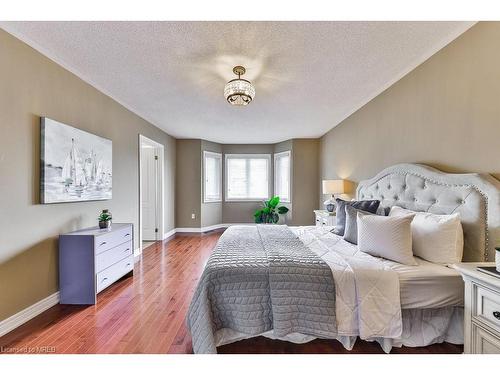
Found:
<box><xmin>291</xmin><ymin>226</ymin><xmax>464</xmax><ymax>310</ymax></box>
<box><xmin>390</xmin><ymin>257</ymin><xmax>464</xmax><ymax>309</ymax></box>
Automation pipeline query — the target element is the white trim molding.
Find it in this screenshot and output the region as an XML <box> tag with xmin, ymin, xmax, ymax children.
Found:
<box><xmin>0</xmin><ymin>292</ymin><xmax>60</xmax><ymax>337</ymax></box>
<box><xmin>134</xmin><ymin>248</ymin><xmax>142</xmax><ymax>262</ymax></box>
<box><xmin>203</xmin><ymin>151</ymin><xmax>223</xmax><ymax>203</ymax></box>
<box><xmin>163</xmin><ymin>228</ymin><xmax>176</xmax><ymax>240</ymax></box>
<box><xmin>165</xmin><ymin>223</ymin><xmax>254</xmax><ymax>236</ymax></box>
<box><xmin>138</xmin><ymin>134</ymin><xmax>165</xmax><ymax>256</ymax></box>
<box><xmin>274</xmin><ymin>150</ymin><xmax>292</xmax><ymax>203</ymax></box>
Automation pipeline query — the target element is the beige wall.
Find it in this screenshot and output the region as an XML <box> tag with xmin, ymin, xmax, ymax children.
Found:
<box><xmin>291</xmin><ymin>139</ymin><xmax>319</xmax><ymax>225</ymax></box>
<box><xmin>175</xmin><ymin>139</ymin><xmax>201</xmax><ymax>228</ymax></box>
<box><xmin>0</xmin><ymin>30</ymin><xmax>176</xmax><ymax>321</ymax></box>
<box><xmin>320</xmin><ymin>22</ymin><xmax>500</xmax><ymax>208</ymax></box>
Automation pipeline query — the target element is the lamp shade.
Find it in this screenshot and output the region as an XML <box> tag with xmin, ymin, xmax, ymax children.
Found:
<box><xmin>322</xmin><ymin>179</ymin><xmax>348</xmax><ymax>195</ymax></box>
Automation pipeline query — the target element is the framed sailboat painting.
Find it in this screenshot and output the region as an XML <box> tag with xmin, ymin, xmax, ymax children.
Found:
<box><xmin>40</xmin><ymin>117</ymin><xmax>112</xmax><ymax>203</ymax></box>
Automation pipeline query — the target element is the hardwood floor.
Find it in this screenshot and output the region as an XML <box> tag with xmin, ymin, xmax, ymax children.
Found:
<box><xmin>0</xmin><ymin>230</ymin><xmax>463</xmax><ymax>354</ymax></box>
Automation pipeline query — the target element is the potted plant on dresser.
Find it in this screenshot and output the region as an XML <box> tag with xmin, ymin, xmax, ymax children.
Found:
<box><xmin>254</xmin><ymin>196</ymin><xmax>289</xmax><ymax>224</ymax></box>
<box><xmin>98</xmin><ymin>209</ymin><xmax>112</xmax><ymax>229</ymax></box>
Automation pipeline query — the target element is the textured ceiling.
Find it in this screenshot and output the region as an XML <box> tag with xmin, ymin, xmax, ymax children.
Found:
<box><xmin>1</xmin><ymin>21</ymin><xmax>474</xmax><ymax>143</ymax></box>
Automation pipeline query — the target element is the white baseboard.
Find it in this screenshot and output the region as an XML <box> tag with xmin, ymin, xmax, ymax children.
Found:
<box><xmin>162</xmin><ymin>228</ymin><xmax>176</xmax><ymax>240</ymax></box>
<box><xmin>175</xmin><ymin>224</ymin><xmax>224</xmax><ymax>233</ymax></box>
<box><xmin>134</xmin><ymin>247</ymin><xmax>141</xmax><ymax>261</ymax></box>
<box><xmin>164</xmin><ymin>223</ymin><xmax>253</xmax><ymax>237</ymax></box>
<box><xmin>0</xmin><ymin>291</ymin><xmax>60</xmax><ymax>337</ymax></box>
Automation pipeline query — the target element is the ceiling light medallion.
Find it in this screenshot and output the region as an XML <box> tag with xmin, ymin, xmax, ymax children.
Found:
<box><xmin>224</xmin><ymin>66</ymin><xmax>255</xmax><ymax>106</ymax></box>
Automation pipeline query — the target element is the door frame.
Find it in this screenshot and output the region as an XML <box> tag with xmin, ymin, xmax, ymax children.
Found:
<box><xmin>138</xmin><ymin>134</ymin><xmax>164</xmax><ymax>256</ymax></box>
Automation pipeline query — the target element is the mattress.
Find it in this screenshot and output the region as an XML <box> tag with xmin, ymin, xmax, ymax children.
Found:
<box><xmin>292</xmin><ymin>226</ymin><xmax>464</xmax><ymax>310</ymax></box>
<box><xmin>390</xmin><ymin>257</ymin><xmax>464</xmax><ymax>309</ymax></box>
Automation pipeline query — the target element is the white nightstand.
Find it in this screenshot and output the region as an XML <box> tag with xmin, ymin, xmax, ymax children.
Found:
<box><xmin>314</xmin><ymin>210</ymin><xmax>336</xmax><ymax>227</ymax></box>
<box><xmin>453</xmin><ymin>262</ymin><xmax>500</xmax><ymax>354</ymax></box>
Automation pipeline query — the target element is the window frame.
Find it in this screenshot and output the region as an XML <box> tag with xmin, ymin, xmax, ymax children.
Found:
<box><xmin>274</xmin><ymin>150</ymin><xmax>292</xmax><ymax>203</ymax></box>
<box><xmin>203</xmin><ymin>150</ymin><xmax>222</xmax><ymax>203</ymax></box>
<box><xmin>224</xmin><ymin>153</ymin><xmax>272</xmax><ymax>202</ymax></box>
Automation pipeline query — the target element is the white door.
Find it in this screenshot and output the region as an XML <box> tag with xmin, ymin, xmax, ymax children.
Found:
<box><xmin>141</xmin><ymin>146</ymin><xmax>158</xmax><ymax>240</ymax></box>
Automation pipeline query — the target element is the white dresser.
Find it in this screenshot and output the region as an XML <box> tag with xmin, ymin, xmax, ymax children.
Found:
<box><xmin>59</xmin><ymin>223</ymin><xmax>134</xmax><ymax>305</ymax></box>
<box><xmin>454</xmin><ymin>262</ymin><xmax>500</xmax><ymax>354</ymax></box>
<box><xmin>314</xmin><ymin>210</ymin><xmax>336</xmax><ymax>227</ymax></box>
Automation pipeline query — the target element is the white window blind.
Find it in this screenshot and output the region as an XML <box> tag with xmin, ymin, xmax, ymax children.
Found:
<box><xmin>203</xmin><ymin>151</ymin><xmax>222</xmax><ymax>202</ymax></box>
<box><xmin>274</xmin><ymin>151</ymin><xmax>291</xmax><ymax>202</ymax></box>
<box><xmin>225</xmin><ymin>154</ymin><xmax>271</xmax><ymax>201</ymax></box>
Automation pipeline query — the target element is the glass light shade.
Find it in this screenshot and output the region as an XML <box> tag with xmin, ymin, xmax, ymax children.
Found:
<box><xmin>224</xmin><ymin>78</ymin><xmax>255</xmax><ymax>106</ymax></box>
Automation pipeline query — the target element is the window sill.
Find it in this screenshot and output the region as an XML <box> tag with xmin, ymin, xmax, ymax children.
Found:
<box><xmin>225</xmin><ymin>199</ymin><xmax>268</xmax><ymax>203</ymax></box>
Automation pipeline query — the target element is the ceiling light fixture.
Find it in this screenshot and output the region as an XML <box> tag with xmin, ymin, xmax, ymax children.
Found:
<box><xmin>224</xmin><ymin>66</ymin><xmax>255</xmax><ymax>106</ymax></box>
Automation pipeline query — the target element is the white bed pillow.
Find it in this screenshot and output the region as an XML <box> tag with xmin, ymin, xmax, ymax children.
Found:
<box><xmin>357</xmin><ymin>211</ymin><xmax>417</xmax><ymax>265</ymax></box>
<box><xmin>389</xmin><ymin>206</ymin><xmax>463</xmax><ymax>264</ymax></box>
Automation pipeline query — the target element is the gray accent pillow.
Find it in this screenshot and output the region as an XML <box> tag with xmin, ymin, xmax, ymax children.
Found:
<box><xmin>344</xmin><ymin>205</ymin><xmax>377</xmax><ymax>244</ymax></box>
<box><xmin>332</xmin><ymin>198</ymin><xmax>380</xmax><ymax>236</ymax></box>
<box><xmin>376</xmin><ymin>205</ymin><xmax>391</xmax><ymax>216</ymax></box>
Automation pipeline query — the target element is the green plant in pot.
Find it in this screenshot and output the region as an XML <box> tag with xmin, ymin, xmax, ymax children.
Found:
<box><xmin>254</xmin><ymin>196</ymin><xmax>289</xmax><ymax>224</ymax></box>
<box><xmin>98</xmin><ymin>209</ymin><xmax>112</xmax><ymax>229</ymax></box>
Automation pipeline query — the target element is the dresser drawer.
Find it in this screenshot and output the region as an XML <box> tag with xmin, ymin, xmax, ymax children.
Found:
<box><xmin>94</xmin><ymin>225</ymin><xmax>133</xmax><ymax>254</ymax></box>
<box><xmin>96</xmin><ymin>240</ymin><xmax>133</xmax><ymax>273</ymax></box>
<box><xmin>472</xmin><ymin>323</ymin><xmax>500</xmax><ymax>354</ymax></box>
<box><xmin>96</xmin><ymin>255</ymin><xmax>133</xmax><ymax>293</ymax></box>
<box><xmin>474</xmin><ymin>283</ymin><xmax>500</xmax><ymax>332</ymax></box>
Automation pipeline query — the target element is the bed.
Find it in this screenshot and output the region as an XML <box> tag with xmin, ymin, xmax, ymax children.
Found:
<box><xmin>187</xmin><ymin>163</ymin><xmax>500</xmax><ymax>354</ymax></box>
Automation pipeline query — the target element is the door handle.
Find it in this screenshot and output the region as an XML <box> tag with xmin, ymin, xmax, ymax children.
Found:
<box><xmin>99</xmin><ymin>241</ymin><xmax>107</xmax><ymax>246</ymax></box>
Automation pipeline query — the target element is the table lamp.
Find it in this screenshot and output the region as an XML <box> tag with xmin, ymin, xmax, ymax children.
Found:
<box><xmin>322</xmin><ymin>179</ymin><xmax>349</xmax><ymax>212</ymax></box>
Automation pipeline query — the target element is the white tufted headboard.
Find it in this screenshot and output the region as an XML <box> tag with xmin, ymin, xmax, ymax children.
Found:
<box><xmin>357</xmin><ymin>163</ymin><xmax>500</xmax><ymax>262</ymax></box>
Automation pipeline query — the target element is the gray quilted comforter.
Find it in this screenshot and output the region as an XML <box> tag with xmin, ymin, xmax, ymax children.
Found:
<box><xmin>186</xmin><ymin>225</ymin><xmax>337</xmax><ymax>354</ymax></box>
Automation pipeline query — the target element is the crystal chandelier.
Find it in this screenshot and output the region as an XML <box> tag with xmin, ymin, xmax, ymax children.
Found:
<box><xmin>224</xmin><ymin>66</ymin><xmax>255</xmax><ymax>106</ymax></box>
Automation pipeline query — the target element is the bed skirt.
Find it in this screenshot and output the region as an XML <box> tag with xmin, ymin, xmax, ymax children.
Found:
<box><xmin>214</xmin><ymin>306</ymin><xmax>463</xmax><ymax>353</ymax></box>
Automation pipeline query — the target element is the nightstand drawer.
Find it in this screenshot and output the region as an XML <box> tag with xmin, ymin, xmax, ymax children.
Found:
<box><xmin>474</xmin><ymin>283</ymin><xmax>500</xmax><ymax>332</ymax></box>
<box><xmin>472</xmin><ymin>323</ymin><xmax>500</xmax><ymax>354</ymax></box>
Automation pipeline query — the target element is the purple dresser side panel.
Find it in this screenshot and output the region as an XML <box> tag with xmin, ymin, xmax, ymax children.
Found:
<box><xmin>59</xmin><ymin>235</ymin><xmax>95</xmax><ymax>304</ymax></box>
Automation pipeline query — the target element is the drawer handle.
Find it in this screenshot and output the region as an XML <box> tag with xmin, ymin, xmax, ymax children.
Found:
<box><xmin>493</xmin><ymin>311</ymin><xmax>500</xmax><ymax>320</ymax></box>
<box><xmin>125</xmin><ymin>248</ymin><xmax>130</xmax><ymax>252</ymax></box>
<box><xmin>99</xmin><ymin>241</ymin><xmax>107</xmax><ymax>246</ymax></box>
<box><xmin>126</xmin><ymin>263</ymin><xmax>131</xmax><ymax>267</ymax></box>
<box><xmin>124</xmin><ymin>233</ymin><xmax>130</xmax><ymax>237</ymax></box>
<box><xmin>102</xmin><ymin>277</ymin><xmax>108</xmax><ymax>283</ymax></box>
